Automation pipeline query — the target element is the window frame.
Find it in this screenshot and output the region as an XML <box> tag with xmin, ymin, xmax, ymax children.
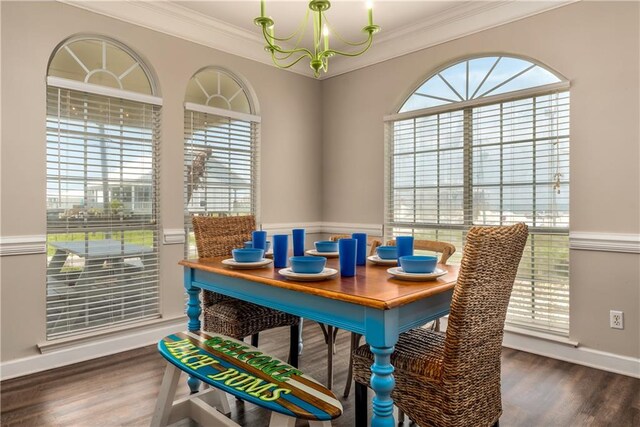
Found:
<box><xmin>45</xmin><ymin>35</ymin><xmax>162</xmax><ymax>340</ymax></box>
<box><xmin>183</xmin><ymin>68</ymin><xmax>261</xmax><ymax>259</ymax></box>
<box><xmin>384</xmin><ymin>56</ymin><xmax>571</xmax><ymax>336</ymax></box>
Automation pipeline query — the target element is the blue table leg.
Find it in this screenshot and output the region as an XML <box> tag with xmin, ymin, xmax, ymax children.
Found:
<box><xmin>365</xmin><ymin>308</ymin><xmax>399</xmax><ymax>427</ymax></box>
<box><xmin>185</xmin><ymin>270</ymin><xmax>201</xmax><ymax>393</ymax></box>
<box><xmin>370</xmin><ymin>346</ymin><xmax>395</xmax><ymax>426</ymax></box>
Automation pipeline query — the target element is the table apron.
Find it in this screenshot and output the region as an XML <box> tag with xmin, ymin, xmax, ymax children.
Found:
<box><xmin>187</xmin><ymin>268</ymin><xmax>453</xmax><ymax>338</ymax></box>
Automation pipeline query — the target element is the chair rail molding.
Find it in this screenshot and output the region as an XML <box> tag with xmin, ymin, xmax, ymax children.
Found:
<box><xmin>261</xmin><ymin>222</ymin><xmax>324</xmax><ymax>235</ymax></box>
<box><xmin>163</xmin><ymin>228</ymin><xmax>186</xmax><ymax>245</ymax></box>
<box><xmin>569</xmin><ymin>232</ymin><xmax>640</xmax><ymax>254</ymax></box>
<box><xmin>0</xmin><ymin>235</ymin><xmax>47</xmax><ymax>256</ymax></box>
<box><xmin>260</xmin><ymin>222</ymin><xmax>382</xmax><ymax>236</ymax></box>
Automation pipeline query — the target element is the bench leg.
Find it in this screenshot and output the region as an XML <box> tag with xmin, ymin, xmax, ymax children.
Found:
<box><xmin>269</xmin><ymin>412</ymin><xmax>296</xmax><ymax>427</ymax></box>
<box><xmin>169</xmin><ymin>390</ymin><xmax>239</xmax><ymax>427</ymax></box>
<box><xmin>198</xmin><ymin>384</ymin><xmax>231</xmax><ymax>415</ymax></box>
<box><xmin>151</xmin><ymin>363</ymin><xmax>182</xmax><ymax>427</ymax></box>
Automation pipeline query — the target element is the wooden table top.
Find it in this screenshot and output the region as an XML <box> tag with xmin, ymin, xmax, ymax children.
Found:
<box><xmin>180</xmin><ymin>257</ymin><xmax>458</xmax><ymax>310</ymax></box>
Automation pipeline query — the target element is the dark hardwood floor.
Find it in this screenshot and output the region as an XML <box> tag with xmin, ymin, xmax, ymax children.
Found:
<box><xmin>1</xmin><ymin>321</ymin><xmax>638</xmax><ymax>426</ymax></box>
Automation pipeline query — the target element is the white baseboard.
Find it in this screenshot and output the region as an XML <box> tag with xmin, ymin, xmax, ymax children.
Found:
<box><xmin>439</xmin><ymin>317</ymin><xmax>639</xmax><ymax>378</ymax></box>
<box><xmin>0</xmin><ymin>316</ymin><xmax>186</xmax><ymax>381</ymax></box>
<box><xmin>502</xmin><ymin>330</ymin><xmax>640</xmax><ymax>379</ymax></box>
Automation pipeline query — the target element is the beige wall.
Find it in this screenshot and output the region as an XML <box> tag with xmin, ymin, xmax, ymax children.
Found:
<box><xmin>1</xmin><ymin>1</ymin><xmax>638</xmax><ymax>366</ymax></box>
<box><xmin>0</xmin><ymin>1</ymin><xmax>322</xmax><ymax>360</ymax></box>
<box><xmin>322</xmin><ymin>1</ymin><xmax>640</xmax><ymax>357</ymax></box>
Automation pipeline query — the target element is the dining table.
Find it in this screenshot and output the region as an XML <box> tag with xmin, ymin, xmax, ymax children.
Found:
<box><xmin>179</xmin><ymin>256</ymin><xmax>459</xmax><ymax>427</ymax></box>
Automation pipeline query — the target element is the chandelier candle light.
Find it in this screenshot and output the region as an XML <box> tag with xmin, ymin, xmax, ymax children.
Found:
<box><xmin>254</xmin><ymin>0</ymin><xmax>380</xmax><ymax>78</ymax></box>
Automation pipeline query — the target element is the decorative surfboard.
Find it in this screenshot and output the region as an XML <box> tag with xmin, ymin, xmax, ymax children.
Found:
<box><xmin>158</xmin><ymin>331</ymin><xmax>343</xmax><ymax>422</ymax></box>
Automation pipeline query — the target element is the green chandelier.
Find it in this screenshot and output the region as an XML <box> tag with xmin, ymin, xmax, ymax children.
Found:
<box><xmin>254</xmin><ymin>0</ymin><xmax>380</xmax><ymax>78</ymax></box>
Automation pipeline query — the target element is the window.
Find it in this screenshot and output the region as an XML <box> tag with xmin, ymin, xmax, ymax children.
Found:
<box><xmin>46</xmin><ymin>36</ymin><xmax>162</xmax><ymax>339</ymax></box>
<box><xmin>386</xmin><ymin>55</ymin><xmax>570</xmax><ymax>335</ymax></box>
<box><xmin>184</xmin><ymin>68</ymin><xmax>259</xmax><ymax>258</ymax></box>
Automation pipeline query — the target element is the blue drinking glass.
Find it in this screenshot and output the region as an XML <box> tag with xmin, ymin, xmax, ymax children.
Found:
<box><xmin>339</xmin><ymin>238</ymin><xmax>357</xmax><ymax>277</ymax></box>
<box><xmin>292</xmin><ymin>228</ymin><xmax>305</xmax><ymax>256</ymax></box>
<box><xmin>396</xmin><ymin>236</ymin><xmax>414</xmax><ymax>259</ymax></box>
<box><xmin>252</xmin><ymin>230</ymin><xmax>268</xmax><ymax>251</ymax></box>
<box><xmin>352</xmin><ymin>233</ymin><xmax>367</xmax><ymax>266</ymax></box>
<box><xmin>272</xmin><ymin>234</ymin><xmax>288</xmax><ymax>268</ymax></box>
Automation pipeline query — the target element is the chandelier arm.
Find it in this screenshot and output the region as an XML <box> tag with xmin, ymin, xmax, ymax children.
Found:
<box><xmin>273</xmin><ymin>49</ymin><xmax>309</xmax><ymax>61</ymax></box>
<box><xmin>269</xmin><ymin>8</ymin><xmax>311</xmax><ymax>42</ymax></box>
<box><xmin>324</xmin><ymin>33</ymin><xmax>374</xmax><ymax>57</ymax></box>
<box><xmin>324</xmin><ymin>14</ymin><xmax>372</xmax><ymax>47</ymax></box>
<box><xmin>261</xmin><ymin>26</ymin><xmax>313</xmax><ymax>57</ymax></box>
<box><xmin>271</xmin><ymin>53</ymin><xmax>311</xmax><ymax>69</ymax></box>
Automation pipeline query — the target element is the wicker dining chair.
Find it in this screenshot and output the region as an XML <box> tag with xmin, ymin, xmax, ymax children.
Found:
<box><xmin>191</xmin><ymin>215</ymin><xmax>300</xmax><ymax>366</ymax></box>
<box><xmin>386</xmin><ymin>238</ymin><xmax>456</xmax><ymax>264</ymax></box>
<box><xmin>352</xmin><ymin>223</ymin><xmax>528</xmax><ymax>427</ymax></box>
<box><xmin>342</xmin><ymin>238</ymin><xmax>457</xmax><ymax>399</ymax></box>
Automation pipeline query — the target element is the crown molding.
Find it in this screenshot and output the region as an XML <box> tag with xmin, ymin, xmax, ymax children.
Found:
<box><xmin>56</xmin><ymin>0</ymin><xmax>311</xmax><ymax>77</ymax></box>
<box><xmin>58</xmin><ymin>0</ymin><xmax>578</xmax><ymax>80</ymax></box>
<box><xmin>326</xmin><ymin>0</ymin><xmax>579</xmax><ymax>78</ymax></box>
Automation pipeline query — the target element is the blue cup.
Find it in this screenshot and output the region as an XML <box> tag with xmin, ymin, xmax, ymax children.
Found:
<box><xmin>396</xmin><ymin>236</ymin><xmax>414</xmax><ymax>259</ymax></box>
<box><xmin>352</xmin><ymin>233</ymin><xmax>367</xmax><ymax>266</ymax></box>
<box><xmin>244</xmin><ymin>241</ymin><xmax>253</xmax><ymax>248</ymax></box>
<box><xmin>252</xmin><ymin>231</ymin><xmax>268</xmax><ymax>251</ymax></box>
<box><xmin>292</xmin><ymin>229</ymin><xmax>305</xmax><ymax>256</ymax></box>
<box><xmin>273</xmin><ymin>234</ymin><xmax>288</xmax><ymax>268</ymax></box>
<box><xmin>339</xmin><ymin>238</ymin><xmax>357</xmax><ymax>277</ymax></box>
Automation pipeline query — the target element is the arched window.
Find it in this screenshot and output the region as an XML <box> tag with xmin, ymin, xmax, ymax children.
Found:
<box><xmin>385</xmin><ymin>55</ymin><xmax>570</xmax><ymax>335</ymax></box>
<box><xmin>46</xmin><ymin>36</ymin><xmax>162</xmax><ymax>339</ymax></box>
<box><xmin>183</xmin><ymin>68</ymin><xmax>259</xmax><ymax>257</ymax></box>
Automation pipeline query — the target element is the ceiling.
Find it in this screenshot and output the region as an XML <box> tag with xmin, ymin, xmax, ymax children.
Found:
<box><xmin>61</xmin><ymin>0</ymin><xmax>576</xmax><ymax>79</ymax></box>
<box><xmin>179</xmin><ymin>1</ymin><xmax>463</xmax><ymax>43</ymax></box>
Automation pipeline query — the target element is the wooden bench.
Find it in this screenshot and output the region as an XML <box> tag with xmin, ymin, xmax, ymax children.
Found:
<box><xmin>151</xmin><ymin>330</ymin><xmax>343</xmax><ymax>427</ymax></box>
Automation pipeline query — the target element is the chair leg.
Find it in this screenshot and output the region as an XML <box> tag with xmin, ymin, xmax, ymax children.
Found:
<box><xmin>355</xmin><ymin>381</ymin><xmax>367</xmax><ymax>427</ymax></box>
<box><xmin>492</xmin><ymin>421</ymin><xmax>500</xmax><ymax>427</ymax></box>
<box><xmin>251</xmin><ymin>333</ymin><xmax>259</xmax><ymax>347</ymax></box>
<box><xmin>398</xmin><ymin>408</ymin><xmax>405</xmax><ymax>425</ymax></box>
<box><xmin>332</xmin><ymin>327</ymin><xmax>339</xmax><ymax>354</ymax></box>
<box><xmin>289</xmin><ymin>323</ymin><xmax>299</xmax><ymax>368</ymax></box>
<box><xmin>326</xmin><ymin>325</ymin><xmax>334</xmax><ymax>389</ymax></box>
<box><xmin>298</xmin><ymin>317</ymin><xmax>304</xmax><ymax>355</ymax></box>
<box><xmin>319</xmin><ymin>323</ymin><xmax>330</xmax><ymax>343</ymax></box>
<box><xmin>343</xmin><ymin>333</ymin><xmax>362</xmax><ymax>398</ymax></box>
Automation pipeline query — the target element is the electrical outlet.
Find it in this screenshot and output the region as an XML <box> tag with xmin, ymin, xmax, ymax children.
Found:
<box><xmin>610</xmin><ymin>310</ymin><xmax>624</xmax><ymax>329</ymax></box>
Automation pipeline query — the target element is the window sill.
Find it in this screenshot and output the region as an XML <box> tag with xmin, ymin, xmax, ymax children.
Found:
<box><xmin>38</xmin><ymin>315</ymin><xmax>185</xmax><ymax>354</ymax></box>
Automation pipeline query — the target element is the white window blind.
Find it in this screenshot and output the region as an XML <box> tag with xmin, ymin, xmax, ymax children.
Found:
<box><xmin>184</xmin><ymin>109</ymin><xmax>258</xmax><ymax>258</ymax></box>
<box><xmin>386</xmin><ymin>90</ymin><xmax>570</xmax><ymax>335</ymax></box>
<box><xmin>46</xmin><ymin>86</ymin><xmax>161</xmax><ymax>339</ymax></box>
